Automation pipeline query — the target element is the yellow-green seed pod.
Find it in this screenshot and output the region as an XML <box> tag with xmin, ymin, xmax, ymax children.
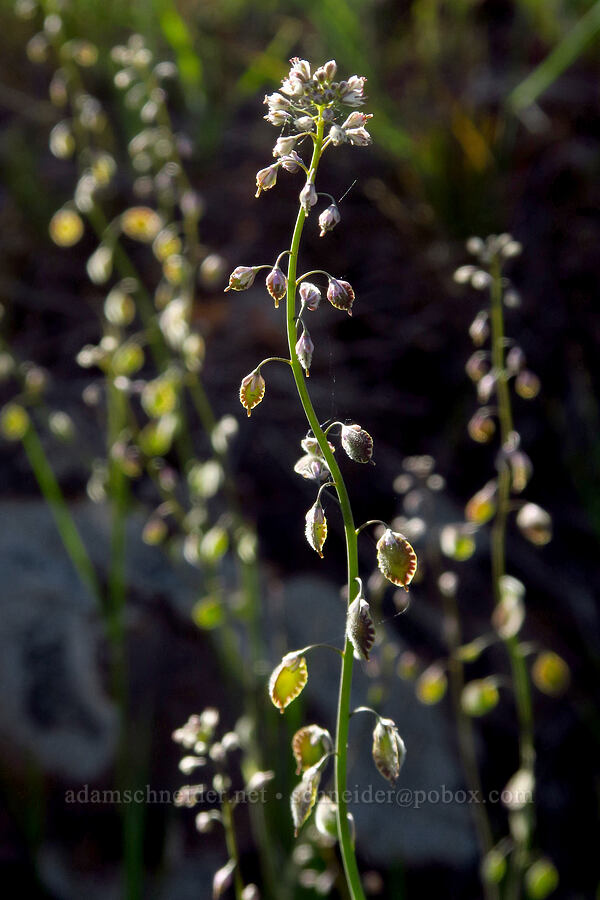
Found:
<box><xmin>525</xmin><ymin>858</ymin><xmax>559</xmax><ymax>899</ymax></box>
<box><xmin>531</xmin><ymin>651</ymin><xmax>570</xmax><ymax>697</ymax></box>
<box><xmin>292</xmin><ymin>725</ymin><xmax>332</xmax><ymax>774</ymax></box>
<box><xmin>416</xmin><ymin>664</ymin><xmax>447</xmax><ymax>705</ymax></box>
<box><xmin>142</xmin><ymin>376</ymin><xmax>178</xmax><ymax>418</ymax></box>
<box><xmin>465</xmin><ymin>480</ymin><xmax>497</xmax><ymax>525</ymax></box>
<box><xmin>200</xmin><ymin>526</ymin><xmax>229</xmax><ymax>564</ymax></box>
<box><xmin>0</xmin><ymin>403</ymin><xmax>30</xmax><ymax>441</ymax></box>
<box><xmin>440</xmin><ymin>524</ymin><xmax>476</xmax><ymax>561</ymax></box>
<box><xmin>305</xmin><ymin>499</ymin><xmax>327</xmax><ymax>557</ymax></box>
<box><xmin>481</xmin><ymin>848</ymin><xmax>507</xmax><ymax>885</ymax></box>
<box><xmin>268</xmin><ymin>652</ymin><xmax>308</xmax><ymax>713</ymax></box>
<box><xmin>239</xmin><ymin>371</ymin><xmax>266</xmax><ymax>417</ymax></box>
<box><xmin>121</xmin><ymin>206</ymin><xmax>162</xmax><ymax>242</ymax></box>
<box><xmin>341</xmin><ymin>423</ymin><xmax>373</xmax><ymax>463</ymax></box>
<box><xmin>376</xmin><ymin>529</ymin><xmax>417</xmax><ymax>590</ymax></box>
<box><xmin>290</xmin><ymin>762</ymin><xmax>321</xmax><ymax>836</ymax></box>
<box><xmin>153</xmin><ymin>226</ymin><xmax>182</xmax><ymax>262</ymax></box>
<box><xmin>112</xmin><ymin>343</ymin><xmax>144</xmax><ymax>376</ymax></box>
<box><xmin>461</xmin><ymin>678</ymin><xmax>500</xmax><ymax>717</ymax></box>
<box><xmin>192</xmin><ymin>597</ymin><xmax>225</xmax><ymax>631</ymax></box>
<box><xmin>142</xmin><ymin>516</ymin><xmax>168</xmax><ymax>546</ymax></box>
<box><xmin>49</xmin><ymin>208</ymin><xmax>84</xmax><ymax>247</ymax></box>
<box><xmin>104</xmin><ymin>287</ymin><xmax>136</xmax><ymax>326</ymax></box>
<box><xmin>372</xmin><ymin>717</ymin><xmax>406</xmax><ymax>785</ymax></box>
<box><xmin>138</xmin><ymin>413</ymin><xmax>178</xmax><ymax>458</ymax></box>
<box><xmin>455</xmin><ymin>639</ymin><xmax>486</xmax><ymax>663</ymax></box>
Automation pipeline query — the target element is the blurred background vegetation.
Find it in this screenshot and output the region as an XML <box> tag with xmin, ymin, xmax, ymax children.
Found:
<box><xmin>0</xmin><ymin>0</ymin><xmax>599</xmax><ymax>898</ymax></box>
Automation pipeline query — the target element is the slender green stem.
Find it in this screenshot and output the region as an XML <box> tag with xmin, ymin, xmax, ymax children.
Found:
<box><xmin>221</xmin><ymin>799</ymin><xmax>244</xmax><ymax>900</ymax></box>
<box><xmin>255</xmin><ymin>357</ymin><xmax>292</xmax><ymax>370</ymax></box>
<box><xmin>440</xmin><ymin>583</ymin><xmax>499</xmax><ymax>900</ymax></box>
<box><xmin>21</xmin><ymin>424</ymin><xmax>102</xmax><ymax>606</ymax></box>
<box><xmin>355</xmin><ymin>519</ymin><xmax>388</xmax><ymax>536</ymax></box>
<box><xmin>489</xmin><ymin>256</ymin><xmax>535</xmax><ymax>899</ymax></box>
<box><xmin>295</xmin><ymin>268</ymin><xmax>331</xmax><ymax>285</ymax></box>
<box><xmin>284</xmin><ymin>109</ymin><xmax>364</xmax><ymax>900</ymax></box>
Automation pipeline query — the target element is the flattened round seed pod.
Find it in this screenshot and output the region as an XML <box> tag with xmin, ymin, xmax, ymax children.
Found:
<box><xmin>293</xmin><ymin>454</ymin><xmax>330</xmax><ymax>481</ymax></box>
<box><xmin>326</xmin><ymin>277</ymin><xmax>354</xmax><ymax>315</ymax></box>
<box><xmin>266</xmin><ymin>265</ymin><xmax>287</xmax><ymax>307</ymax></box>
<box><xmin>305</xmin><ymin>500</ymin><xmax>327</xmax><ymax>557</ymax></box>
<box><xmin>465</xmin><ymin>480</ymin><xmax>497</xmax><ymax>525</ymax></box>
<box><xmin>341</xmin><ymin>423</ymin><xmax>373</xmax><ymax>463</ymax></box>
<box><xmin>376</xmin><ymin>529</ymin><xmax>417</xmax><ymax>590</ymax></box>
<box><xmin>461</xmin><ymin>678</ymin><xmax>500</xmax><ymax>717</ymax></box>
<box><xmin>346</xmin><ymin>596</ymin><xmax>375</xmax><ymax>661</ymax></box>
<box><xmin>290</xmin><ymin>763</ymin><xmax>321</xmax><ymax>836</ymax></box>
<box><xmin>372</xmin><ymin>718</ymin><xmax>406</xmax><ymax>785</ymax></box>
<box><xmin>292</xmin><ymin>725</ymin><xmax>332</xmax><ymax>774</ymax></box>
<box><xmin>531</xmin><ymin>651</ymin><xmax>570</xmax><ymax>696</ymax></box>
<box><xmin>239</xmin><ymin>371</ymin><xmax>265</xmax><ymax>417</ymax></box>
<box><xmin>268</xmin><ymin>653</ymin><xmax>308</xmax><ymax>713</ymax></box>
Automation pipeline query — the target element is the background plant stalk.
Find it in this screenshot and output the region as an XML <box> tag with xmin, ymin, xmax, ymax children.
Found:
<box><xmin>284</xmin><ymin>110</ymin><xmax>365</xmax><ymax>900</ymax></box>
<box><xmin>489</xmin><ymin>255</ymin><xmax>535</xmax><ymax>899</ymax></box>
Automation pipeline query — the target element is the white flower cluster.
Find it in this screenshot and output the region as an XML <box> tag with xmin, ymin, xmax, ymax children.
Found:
<box><xmin>263</xmin><ymin>57</ymin><xmax>371</xmax><ymax>142</ymax></box>
<box><xmin>256</xmin><ymin>58</ymin><xmax>373</xmax><ymax>208</ymax></box>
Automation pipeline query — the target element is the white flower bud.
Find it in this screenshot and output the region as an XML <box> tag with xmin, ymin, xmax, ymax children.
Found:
<box><xmin>299</xmin><ymin>182</ymin><xmax>318</xmax><ymax>214</ymax></box>
<box><xmin>273</xmin><ymin>135</ymin><xmax>298</xmax><ymax>157</ymax></box>
<box><xmin>255</xmin><ymin>163</ymin><xmax>279</xmax><ymax>197</ymax></box>
<box><xmin>318</xmin><ymin>203</ymin><xmax>341</xmax><ymax>237</ymax></box>
<box><xmin>299</xmin><ymin>281</ymin><xmax>321</xmax><ymax>310</ymax></box>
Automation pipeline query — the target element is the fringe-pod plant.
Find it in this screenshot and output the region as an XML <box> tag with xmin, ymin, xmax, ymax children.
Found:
<box><xmin>448</xmin><ymin>235</ymin><xmax>568</xmax><ymax>899</ymax></box>
<box><xmin>5</xmin><ymin>10</ymin><xmax>277</xmax><ymax>895</ymax></box>
<box><xmin>227</xmin><ymin>57</ymin><xmax>418</xmax><ymax>899</ymax></box>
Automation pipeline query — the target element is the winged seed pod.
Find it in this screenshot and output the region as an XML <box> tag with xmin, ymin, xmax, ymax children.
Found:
<box><xmin>318</xmin><ymin>202</ymin><xmax>341</xmax><ymax>237</ymax></box>
<box><xmin>266</xmin><ymin>265</ymin><xmax>287</xmax><ymax>306</ymax></box>
<box><xmin>346</xmin><ymin>579</ymin><xmax>375</xmax><ymax>660</ymax></box>
<box><xmin>294</xmin><ymin>454</ymin><xmax>330</xmax><ymax>481</ymax></box>
<box><xmin>295</xmin><ymin>330</ymin><xmax>314</xmax><ymax>376</ymax></box>
<box><xmin>372</xmin><ymin>718</ymin><xmax>406</xmax><ymax>784</ymax></box>
<box><xmin>239</xmin><ymin>370</ymin><xmax>265</xmax><ymax>417</ymax></box>
<box><xmin>465</xmin><ymin>480</ymin><xmax>497</xmax><ymax>525</ymax></box>
<box><xmin>299</xmin><ymin>281</ymin><xmax>321</xmax><ymax>310</ymax></box>
<box><xmin>305</xmin><ymin>499</ymin><xmax>327</xmax><ymax>557</ymax></box>
<box><xmin>461</xmin><ymin>678</ymin><xmax>500</xmax><ymax>717</ymax></box>
<box><xmin>292</xmin><ymin>725</ymin><xmax>333</xmax><ymax>774</ymax></box>
<box><xmin>341</xmin><ymin>423</ymin><xmax>373</xmax><ymax>463</ymax></box>
<box><xmin>376</xmin><ymin>529</ymin><xmax>417</xmax><ymax>590</ymax></box>
<box><xmin>291</xmin><ymin>762</ymin><xmax>322</xmax><ymax>836</ymax></box>
<box><xmin>268</xmin><ymin>652</ymin><xmax>308</xmax><ymax>713</ymax></box>
<box><xmin>326</xmin><ymin>277</ymin><xmax>354</xmax><ymax>314</ymax></box>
